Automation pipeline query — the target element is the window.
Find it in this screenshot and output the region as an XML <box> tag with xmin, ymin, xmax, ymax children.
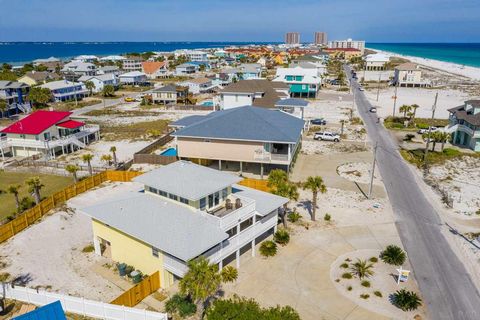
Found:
<box><xmin>226</xmin><ymin>227</ymin><xmax>237</xmax><ymax>238</ymax></box>
<box><xmin>152</xmin><ymin>247</ymin><xmax>159</xmax><ymax>258</ymax></box>
<box><xmin>240</xmin><ymin>217</ymin><xmax>253</xmax><ymax>231</ymax></box>
<box><xmin>222</xmin><ymin>188</ymin><xmax>228</xmax><ymax>199</ymax></box>
<box><xmin>169</xmin><ymin>193</ymin><xmax>178</xmax><ymax>201</ymax></box>
<box><xmin>179</xmin><ymin>197</ymin><xmax>189</xmax><ymax>204</ymax></box>
<box><xmin>200</xmin><ymin>197</ymin><xmax>206</xmax><ymax>210</ymax></box>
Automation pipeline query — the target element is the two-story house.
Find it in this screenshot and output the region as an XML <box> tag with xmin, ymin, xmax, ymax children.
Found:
<box><xmin>0</xmin><ymin>110</ymin><xmax>99</xmax><ymax>158</ymax></box>
<box><xmin>122</xmin><ymin>57</ymin><xmax>144</xmax><ymax>71</ymax></box>
<box><xmin>393</xmin><ymin>63</ymin><xmax>430</xmax><ymax>87</ymax></box>
<box><xmin>274</xmin><ymin>67</ymin><xmax>321</xmax><ymax>98</ymax></box>
<box><xmin>39</xmin><ymin>80</ymin><xmax>88</xmax><ymax>102</ymax></box>
<box><xmin>447</xmin><ymin>100</ymin><xmax>480</xmax><ymax>151</ymax></box>
<box><xmin>81</xmin><ymin>161</ymin><xmax>287</xmax><ymax>288</ymax></box>
<box><xmin>142</xmin><ymin>61</ymin><xmax>169</xmax><ymax>79</ymax></box>
<box><xmin>61</xmin><ymin>61</ymin><xmax>97</xmax><ymax>77</ymax></box>
<box><xmin>78</xmin><ymin>74</ymin><xmax>119</xmax><ymax>93</ymax></box>
<box><xmin>0</xmin><ymin>81</ymin><xmax>31</xmax><ymax>116</ymax></box>
<box><xmin>151</xmin><ymin>85</ymin><xmax>189</xmax><ymax>105</ymax></box>
<box><xmin>179</xmin><ymin>77</ymin><xmax>215</xmax><ymax>94</ymax></box>
<box><xmin>175</xmin><ymin>63</ymin><xmax>198</xmax><ymax>75</ymax></box>
<box><xmin>118</xmin><ymin>71</ymin><xmax>148</xmax><ymax>85</ymax></box>
<box><xmin>171</xmin><ymin>106</ymin><xmax>304</xmax><ymax>177</ymax></box>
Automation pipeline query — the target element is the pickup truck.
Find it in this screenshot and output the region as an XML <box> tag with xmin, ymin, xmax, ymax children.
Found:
<box><xmin>314</xmin><ymin>131</ymin><xmax>340</xmax><ymax>142</ymax></box>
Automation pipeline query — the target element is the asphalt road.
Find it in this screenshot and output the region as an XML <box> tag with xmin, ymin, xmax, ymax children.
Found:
<box><xmin>345</xmin><ymin>65</ymin><xmax>480</xmax><ymax>319</ymax></box>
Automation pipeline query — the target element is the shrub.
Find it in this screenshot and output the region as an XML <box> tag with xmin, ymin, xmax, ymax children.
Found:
<box><xmin>361</xmin><ymin>280</ymin><xmax>370</xmax><ymax>288</ymax></box>
<box><xmin>403</xmin><ymin>134</ymin><xmax>415</xmax><ymax>141</ymax></box>
<box><xmin>335</xmin><ymin>278</ymin><xmax>340</xmax><ymax>282</ymax></box>
<box><xmin>221</xmin><ymin>266</ymin><xmax>238</xmax><ymax>283</ymax></box>
<box><xmin>347</xmin><ymin>286</ymin><xmax>352</xmax><ymax>291</ymax></box>
<box><xmin>369</xmin><ymin>257</ymin><xmax>378</xmax><ymax>263</ymax></box>
<box><xmin>259</xmin><ymin>240</ymin><xmax>277</xmax><ymax>257</ymax></box>
<box><xmin>374</xmin><ymin>291</ymin><xmax>382</xmax><ymax>297</ymax></box>
<box><xmin>380</xmin><ymin>245</ymin><xmax>406</xmax><ymax>266</ymax></box>
<box><xmin>350</xmin><ymin>259</ymin><xmax>374</xmax><ymax>279</ymax></box>
<box><xmin>324</xmin><ymin>213</ymin><xmax>331</xmax><ymax>221</ymax></box>
<box><xmin>287</xmin><ymin>211</ymin><xmax>302</xmax><ymax>222</ymax></box>
<box><xmin>274</xmin><ymin>229</ymin><xmax>290</xmax><ymax>246</ymax></box>
<box><xmin>391</xmin><ymin>289</ymin><xmax>422</xmax><ymax>311</ymax></box>
<box><xmin>340</xmin><ymin>263</ymin><xmax>349</xmax><ymax>269</ymax></box>
<box><xmin>82</xmin><ymin>244</ymin><xmax>95</xmax><ymax>253</ymax></box>
<box><xmin>442</xmin><ymin>148</ymin><xmax>460</xmax><ymax>157</ymax></box>
<box><xmin>165</xmin><ymin>294</ymin><xmax>197</xmax><ymax>318</ymax></box>
<box><xmin>341</xmin><ymin>272</ymin><xmax>353</xmax><ymax>279</ymax></box>
<box><xmin>360</xmin><ymin>294</ymin><xmax>370</xmax><ymax>299</ymax></box>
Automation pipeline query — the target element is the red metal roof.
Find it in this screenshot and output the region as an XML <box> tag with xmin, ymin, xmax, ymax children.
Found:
<box><xmin>56</xmin><ymin>119</ymin><xmax>85</xmax><ymax>129</ymax></box>
<box><xmin>1</xmin><ymin>110</ymin><xmax>72</xmax><ymax>135</ymax></box>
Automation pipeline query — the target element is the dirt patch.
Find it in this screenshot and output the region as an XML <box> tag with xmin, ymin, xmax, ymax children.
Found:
<box><xmin>337</xmin><ymin>162</ymin><xmax>379</xmax><ymax>184</ymax></box>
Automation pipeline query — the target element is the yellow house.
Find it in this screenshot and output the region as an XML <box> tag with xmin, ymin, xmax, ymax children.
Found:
<box><xmin>18</xmin><ymin>71</ymin><xmax>58</xmax><ymax>86</ymax></box>
<box><xmin>81</xmin><ymin>161</ymin><xmax>287</xmax><ymax>289</ymax></box>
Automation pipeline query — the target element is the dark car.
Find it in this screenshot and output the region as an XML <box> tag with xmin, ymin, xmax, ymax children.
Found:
<box><xmin>311</xmin><ymin>118</ymin><xmax>327</xmax><ymax>125</ymax></box>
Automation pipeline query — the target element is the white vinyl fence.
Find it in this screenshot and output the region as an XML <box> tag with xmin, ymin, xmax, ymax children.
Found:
<box><xmin>4</xmin><ymin>284</ymin><xmax>168</xmax><ymax>320</ymax></box>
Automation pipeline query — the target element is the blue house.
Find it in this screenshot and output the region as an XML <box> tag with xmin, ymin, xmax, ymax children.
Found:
<box><xmin>0</xmin><ymin>80</ymin><xmax>31</xmax><ymax>116</ymax></box>
<box><xmin>448</xmin><ymin>100</ymin><xmax>480</xmax><ymax>152</ymax></box>
<box><xmin>13</xmin><ymin>301</ymin><xmax>67</xmax><ymax>320</ymax></box>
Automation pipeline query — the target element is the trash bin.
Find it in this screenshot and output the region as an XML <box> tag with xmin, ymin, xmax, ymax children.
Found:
<box><xmin>131</xmin><ymin>270</ymin><xmax>142</xmax><ymax>284</ymax></box>
<box><xmin>117</xmin><ymin>263</ymin><xmax>127</xmax><ymax>277</ymax></box>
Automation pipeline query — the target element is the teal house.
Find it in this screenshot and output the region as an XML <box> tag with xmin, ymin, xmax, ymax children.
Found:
<box><xmin>448</xmin><ymin>100</ymin><xmax>480</xmax><ymax>151</ymax></box>
<box><xmin>273</xmin><ymin>67</ymin><xmax>321</xmax><ymax>98</ymax></box>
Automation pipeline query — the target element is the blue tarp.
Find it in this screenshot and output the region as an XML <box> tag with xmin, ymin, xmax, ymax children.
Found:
<box><xmin>13</xmin><ymin>301</ymin><xmax>67</xmax><ymax>320</ymax></box>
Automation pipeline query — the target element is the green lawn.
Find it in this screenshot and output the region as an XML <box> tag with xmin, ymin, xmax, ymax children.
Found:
<box><xmin>0</xmin><ymin>171</ymin><xmax>72</xmax><ymax>221</ymax></box>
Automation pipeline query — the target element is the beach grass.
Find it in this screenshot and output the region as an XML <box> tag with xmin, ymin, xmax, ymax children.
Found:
<box><xmin>400</xmin><ymin>148</ymin><xmax>479</xmax><ymax>168</ymax></box>
<box><xmin>99</xmin><ymin>119</ymin><xmax>169</xmax><ymax>141</ymax></box>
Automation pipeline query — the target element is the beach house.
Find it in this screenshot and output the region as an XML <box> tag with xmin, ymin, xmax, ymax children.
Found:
<box><xmin>179</xmin><ymin>77</ymin><xmax>215</xmax><ymax>94</ymax></box>
<box><xmin>82</xmin><ymin>161</ymin><xmax>287</xmax><ymax>288</ymax></box>
<box><xmin>39</xmin><ymin>80</ymin><xmax>88</xmax><ymax>102</ymax></box>
<box><xmin>18</xmin><ymin>71</ymin><xmax>61</xmax><ymax>86</ymax></box>
<box><xmin>118</xmin><ymin>71</ymin><xmax>148</xmax><ymax>85</ymax></box>
<box><xmin>217</xmin><ymin>79</ymin><xmax>289</xmax><ymax>110</ymax></box>
<box><xmin>122</xmin><ymin>57</ymin><xmax>143</xmax><ymax>71</ymax></box>
<box><xmin>447</xmin><ymin>100</ymin><xmax>480</xmax><ymax>151</ymax></box>
<box><xmin>78</xmin><ymin>74</ymin><xmax>118</xmax><ymax>93</ymax></box>
<box><xmin>175</xmin><ymin>63</ymin><xmax>198</xmax><ymax>75</ymax></box>
<box><xmin>61</xmin><ymin>61</ymin><xmax>97</xmax><ymax>77</ymax></box>
<box><xmin>0</xmin><ymin>81</ymin><xmax>31</xmax><ymax>116</ymax></box>
<box><xmin>0</xmin><ymin>110</ymin><xmax>99</xmax><ymax>159</ymax></box>
<box><xmin>393</xmin><ymin>63</ymin><xmax>430</xmax><ymax>87</ymax></box>
<box><xmin>274</xmin><ymin>67</ymin><xmax>321</xmax><ymax>98</ymax></box>
<box><xmin>151</xmin><ymin>85</ymin><xmax>189</xmax><ymax>105</ymax></box>
<box><xmin>142</xmin><ymin>61</ymin><xmax>169</xmax><ymax>79</ymax></box>
<box><xmin>171</xmin><ymin>106</ymin><xmax>304</xmax><ymax>176</ymax></box>
<box><xmin>365</xmin><ymin>53</ymin><xmax>390</xmax><ymax>71</ymax></box>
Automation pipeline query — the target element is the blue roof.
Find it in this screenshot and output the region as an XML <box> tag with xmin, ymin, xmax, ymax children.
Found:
<box><xmin>170</xmin><ymin>115</ymin><xmax>206</xmax><ymax>128</ymax></box>
<box><xmin>275</xmin><ymin>98</ymin><xmax>309</xmax><ymax>107</ymax></box>
<box><xmin>13</xmin><ymin>301</ymin><xmax>66</xmax><ymax>320</ymax></box>
<box><xmin>172</xmin><ymin>106</ymin><xmax>304</xmax><ymax>144</ymax></box>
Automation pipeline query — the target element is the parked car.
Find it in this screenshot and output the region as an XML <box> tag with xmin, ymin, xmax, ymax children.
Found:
<box><xmin>124</xmin><ymin>97</ymin><xmax>135</xmax><ymax>102</ymax></box>
<box><xmin>358</xmin><ymin>87</ymin><xmax>365</xmax><ymax>91</ymax></box>
<box><xmin>314</xmin><ymin>131</ymin><xmax>340</xmax><ymax>142</ymax></box>
<box><xmin>311</xmin><ymin>118</ymin><xmax>327</xmax><ymax>125</ymax></box>
<box><xmin>369</xmin><ymin>107</ymin><xmax>377</xmax><ymax>113</ymax></box>
<box><xmin>417</xmin><ymin>127</ymin><xmax>438</xmax><ymax>134</ymax></box>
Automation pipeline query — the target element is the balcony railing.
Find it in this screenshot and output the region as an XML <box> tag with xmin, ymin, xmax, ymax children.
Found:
<box><xmin>202</xmin><ymin>195</ymin><xmax>256</xmax><ymax>230</ymax></box>
<box><xmin>447</xmin><ymin>123</ymin><xmax>474</xmax><ymax>136</ymax></box>
<box><xmin>253</xmin><ymin>150</ymin><xmax>290</xmax><ymax>163</ymax></box>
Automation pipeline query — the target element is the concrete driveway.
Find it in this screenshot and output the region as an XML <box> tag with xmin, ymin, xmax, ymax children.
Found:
<box><xmin>223</xmin><ymin>222</ymin><xmax>400</xmax><ymax>320</ymax></box>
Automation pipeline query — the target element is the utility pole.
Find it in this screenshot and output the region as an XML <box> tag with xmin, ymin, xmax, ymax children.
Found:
<box><xmin>368</xmin><ymin>141</ymin><xmax>378</xmax><ymax>199</ymax></box>
<box><xmin>423</xmin><ymin>92</ymin><xmax>438</xmax><ymax>175</ymax></box>
<box><xmin>392</xmin><ymin>82</ymin><xmax>398</xmax><ymax>117</ymax></box>
<box><xmin>376</xmin><ymin>73</ymin><xmax>381</xmax><ymax>102</ymax></box>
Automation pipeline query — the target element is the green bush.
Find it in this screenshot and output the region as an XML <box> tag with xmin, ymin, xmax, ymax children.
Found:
<box><xmin>369</xmin><ymin>257</ymin><xmax>378</xmax><ymax>263</ymax></box>
<box><xmin>274</xmin><ymin>229</ymin><xmax>290</xmax><ymax>246</ymax></box>
<box><xmin>442</xmin><ymin>148</ymin><xmax>460</xmax><ymax>157</ymax></box>
<box><xmin>221</xmin><ymin>266</ymin><xmax>238</xmax><ymax>283</ymax></box>
<box><xmin>416</xmin><ymin>123</ymin><xmax>429</xmax><ymax>129</ymax></box>
<box><xmin>165</xmin><ymin>294</ymin><xmax>197</xmax><ymax>318</ymax></box>
<box><xmin>403</xmin><ymin>134</ymin><xmax>415</xmax><ymax>141</ymax></box>
<box><xmin>340</xmin><ymin>263</ymin><xmax>349</xmax><ymax>269</ymax></box>
<box><xmin>82</xmin><ymin>244</ymin><xmax>95</xmax><ymax>253</ymax></box>
<box><xmin>324</xmin><ymin>213</ymin><xmax>331</xmax><ymax>221</ymax></box>
<box><xmin>373</xmin><ymin>291</ymin><xmax>382</xmax><ymax>297</ymax></box>
<box><xmin>360</xmin><ymin>294</ymin><xmax>370</xmax><ymax>299</ymax></box>
<box><xmin>259</xmin><ymin>240</ymin><xmax>277</xmax><ymax>257</ymax></box>
<box><xmin>341</xmin><ymin>272</ymin><xmax>353</xmax><ymax>279</ymax></box>
<box><xmin>391</xmin><ymin>289</ymin><xmax>422</xmax><ymax>311</ymax></box>
<box><xmin>287</xmin><ymin>211</ymin><xmax>302</xmax><ymax>222</ymax></box>
<box><xmin>361</xmin><ymin>280</ymin><xmax>370</xmax><ymax>288</ymax></box>
<box><xmin>380</xmin><ymin>245</ymin><xmax>406</xmax><ymax>266</ymax></box>
<box><xmin>347</xmin><ymin>286</ymin><xmax>352</xmax><ymax>291</ymax></box>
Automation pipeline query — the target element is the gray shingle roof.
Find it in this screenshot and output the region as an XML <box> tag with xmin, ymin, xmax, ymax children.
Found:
<box><xmin>82</xmin><ymin>191</ymin><xmax>228</xmax><ymax>261</ymax></box>
<box><xmin>232</xmin><ymin>184</ymin><xmax>287</xmax><ymax>216</ymax></box>
<box><xmin>172</xmin><ymin>106</ymin><xmax>305</xmax><ymax>144</ymax></box>
<box><xmin>133</xmin><ymin>160</ymin><xmax>243</xmax><ymax>201</ymax></box>
<box><xmin>275</xmin><ymin>98</ymin><xmax>309</xmax><ymax>108</ymax></box>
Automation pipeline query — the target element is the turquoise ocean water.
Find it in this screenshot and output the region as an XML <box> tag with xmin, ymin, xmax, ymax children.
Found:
<box><xmin>367</xmin><ymin>43</ymin><xmax>480</xmax><ymax>68</ymax></box>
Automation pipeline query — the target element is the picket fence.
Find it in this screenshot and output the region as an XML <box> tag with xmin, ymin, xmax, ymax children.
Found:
<box><xmin>4</xmin><ymin>284</ymin><xmax>168</xmax><ymax>320</ymax></box>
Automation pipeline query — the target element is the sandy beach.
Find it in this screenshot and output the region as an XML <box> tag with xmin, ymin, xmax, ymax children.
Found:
<box><xmin>368</xmin><ymin>48</ymin><xmax>480</xmax><ymax>81</ymax></box>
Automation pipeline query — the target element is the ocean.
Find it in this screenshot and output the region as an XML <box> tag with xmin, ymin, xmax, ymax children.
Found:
<box><xmin>367</xmin><ymin>43</ymin><xmax>480</xmax><ymax>68</ymax></box>
<box><xmin>0</xmin><ymin>42</ymin><xmax>275</xmax><ymax>64</ymax></box>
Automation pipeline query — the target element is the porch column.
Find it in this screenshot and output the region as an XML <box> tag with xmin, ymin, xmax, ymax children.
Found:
<box><xmin>288</xmin><ymin>144</ymin><xmax>291</xmax><ymax>161</ymax></box>
<box><xmin>93</xmin><ymin>236</ymin><xmax>101</xmax><ymax>255</ymax></box>
<box><xmin>251</xmin><ymin>239</ymin><xmax>256</xmax><ymax>257</ymax></box>
<box><xmin>218</xmin><ymin>160</ymin><xmax>222</xmax><ymax>170</ymax></box>
<box><xmin>239</xmin><ymin>161</ymin><xmax>243</xmax><ymax>175</ymax></box>
<box><xmin>236</xmin><ymin>249</ymin><xmax>240</xmax><ymax>269</ymax></box>
<box><xmin>219</xmin><ymin>260</ymin><xmax>223</xmax><ymax>270</ymax></box>
<box><xmin>260</xmin><ymin>163</ymin><xmax>264</xmax><ymax>179</ymax></box>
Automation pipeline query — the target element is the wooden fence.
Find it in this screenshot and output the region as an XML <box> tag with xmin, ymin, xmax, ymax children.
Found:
<box><xmin>238</xmin><ymin>178</ymin><xmax>271</xmax><ymax>192</ymax></box>
<box><xmin>133</xmin><ymin>154</ymin><xmax>177</xmax><ymax>165</ymax></box>
<box><xmin>110</xmin><ymin>271</ymin><xmax>161</xmax><ymax>307</ymax></box>
<box><xmin>0</xmin><ymin>170</ymin><xmax>141</xmax><ymax>244</ymax></box>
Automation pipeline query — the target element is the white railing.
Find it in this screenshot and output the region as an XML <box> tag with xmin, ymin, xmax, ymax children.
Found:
<box><xmin>163</xmin><ymin>254</ymin><xmax>188</xmax><ymax>277</ymax></box>
<box><xmin>447</xmin><ymin>123</ymin><xmax>474</xmax><ymax>136</ymax></box>
<box><xmin>270</xmin><ymin>153</ymin><xmax>289</xmax><ymax>162</ymax></box>
<box><xmin>4</xmin><ymin>284</ymin><xmax>168</xmax><ymax>320</ymax></box>
<box><xmin>201</xmin><ymin>196</ymin><xmax>256</xmax><ymax>230</ymax></box>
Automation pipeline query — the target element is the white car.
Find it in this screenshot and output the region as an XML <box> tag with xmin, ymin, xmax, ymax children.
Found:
<box><xmin>314</xmin><ymin>131</ymin><xmax>340</xmax><ymax>142</ymax></box>
<box><xmin>417</xmin><ymin>127</ymin><xmax>438</xmax><ymax>134</ymax></box>
<box><xmin>358</xmin><ymin>87</ymin><xmax>365</xmax><ymax>91</ymax></box>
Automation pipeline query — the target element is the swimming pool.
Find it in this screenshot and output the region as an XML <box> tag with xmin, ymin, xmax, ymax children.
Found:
<box><xmin>160</xmin><ymin>148</ymin><xmax>177</xmax><ymax>156</ymax></box>
<box><xmin>201</xmin><ymin>101</ymin><xmax>214</xmax><ymax>107</ymax></box>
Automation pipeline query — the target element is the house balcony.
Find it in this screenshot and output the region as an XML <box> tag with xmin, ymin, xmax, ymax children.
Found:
<box><xmin>253</xmin><ymin>149</ymin><xmax>290</xmax><ymax>164</ymax></box>
<box><xmin>446</xmin><ymin>123</ymin><xmax>474</xmax><ymax>137</ymax></box>
<box><xmin>202</xmin><ymin>194</ymin><xmax>256</xmax><ymax>230</ymax></box>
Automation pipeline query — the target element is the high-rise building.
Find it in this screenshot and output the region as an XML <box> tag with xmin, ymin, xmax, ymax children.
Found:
<box><xmin>285</xmin><ymin>32</ymin><xmax>300</xmax><ymax>45</ymax></box>
<box><xmin>314</xmin><ymin>32</ymin><xmax>327</xmax><ymax>45</ymax></box>
<box><xmin>327</xmin><ymin>38</ymin><xmax>365</xmax><ymax>54</ymax></box>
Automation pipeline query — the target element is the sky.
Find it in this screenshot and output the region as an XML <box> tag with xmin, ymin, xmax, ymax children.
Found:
<box><xmin>0</xmin><ymin>0</ymin><xmax>479</xmax><ymax>42</ymax></box>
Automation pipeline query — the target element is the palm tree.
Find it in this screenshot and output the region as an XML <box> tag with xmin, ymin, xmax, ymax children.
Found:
<box><xmin>350</xmin><ymin>259</ymin><xmax>374</xmax><ymax>279</ymax></box>
<box><xmin>392</xmin><ymin>289</ymin><xmax>422</xmax><ymax>311</ymax></box>
<box><xmin>267</xmin><ymin>169</ymin><xmax>288</xmax><ymax>190</ymax></box>
<box><xmin>65</xmin><ymin>164</ymin><xmax>80</xmax><ymax>183</ymax></box>
<box><xmin>411</xmin><ymin>104</ymin><xmax>420</xmax><ymax>121</ymax></box>
<box><xmin>102</xmin><ymin>84</ymin><xmax>115</xmax><ymax>97</ymax></box>
<box><xmin>272</xmin><ymin>182</ymin><xmax>299</xmax><ymax>228</ymax></box>
<box><xmin>110</xmin><ymin>146</ymin><xmax>117</xmax><ymax>166</ymax></box>
<box><xmin>380</xmin><ymin>245</ymin><xmax>407</xmax><ymax>266</ymax></box>
<box><xmin>399</xmin><ymin>104</ymin><xmax>412</xmax><ymax>119</ymax></box>
<box><xmin>302</xmin><ymin>176</ymin><xmax>327</xmax><ymax>221</ymax></box>
<box><xmin>179</xmin><ymin>256</ymin><xmax>222</xmax><ymax>318</ymax></box>
<box><xmin>101</xmin><ymin>154</ymin><xmax>112</xmax><ymax>166</ymax></box>
<box><xmin>220</xmin><ymin>266</ymin><xmax>238</xmax><ymax>283</ymax></box>
<box><xmin>437</xmin><ymin>132</ymin><xmax>451</xmax><ymax>151</ymax></box>
<box><xmin>25</xmin><ymin>177</ymin><xmax>44</xmax><ymax>204</ymax></box>
<box><xmin>85</xmin><ymin>81</ymin><xmax>95</xmax><ymax>96</ymax></box>
<box><xmin>81</xmin><ymin>154</ymin><xmax>94</xmax><ymax>175</ymax></box>
<box><xmin>0</xmin><ymin>99</ymin><xmax>7</xmax><ymax>118</ymax></box>
<box><xmin>7</xmin><ymin>184</ymin><xmax>21</xmax><ymax>210</ymax></box>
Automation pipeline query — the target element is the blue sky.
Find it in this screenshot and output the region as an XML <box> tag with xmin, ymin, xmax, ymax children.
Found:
<box><xmin>0</xmin><ymin>0</ymin><xmax>479</xmax><ymax>42</ymax></box>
